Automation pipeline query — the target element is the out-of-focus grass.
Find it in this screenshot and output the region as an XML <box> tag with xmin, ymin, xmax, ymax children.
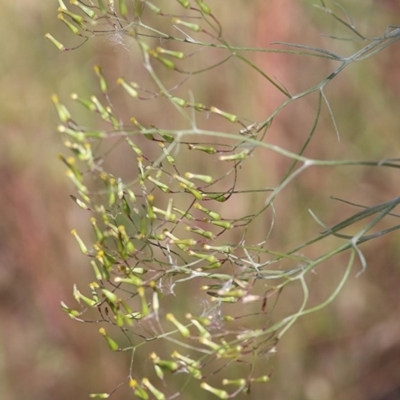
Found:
<box><xmin>0</xmin><ymin>2</ymin><xmax>126</xmax><ymax>399</ymax></box>
<box><xmin>1</xmin><ymin>1</ymin><xmax>400</xmax><ymax>400</ymax></box>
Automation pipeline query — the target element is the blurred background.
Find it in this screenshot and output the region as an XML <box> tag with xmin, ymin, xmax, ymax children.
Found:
<box><xmin>1</xmin><ymin>1</ymin><xmax>400</xmax><ymax>399</ymax></box>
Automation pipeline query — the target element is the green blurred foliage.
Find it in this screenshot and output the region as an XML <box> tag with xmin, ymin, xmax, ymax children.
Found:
<box><xmin>1</xmin><ymin>1</ymin><xmax>400</xmax><ymax>400</ymax></box>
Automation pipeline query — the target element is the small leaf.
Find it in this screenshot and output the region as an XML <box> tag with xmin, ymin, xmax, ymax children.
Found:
<box><xmin>166</xmin><ymin>313</ymin><xmax>191</xmax><ymax>338</ymax></box>
<box><xmin>173</xmin><ymin>18</ymin><xmax>201</xmax><ymax>32</ymax></box>
<box><xmin>45</xmin><ymin>33</ymin><xmax>66</xmax><ymax>51</ymax></box>
<box><xmin>99</xmin><ymin>328</ymin><xmax>119</xmax><ymax>351</ymax></box>
<box><xmin>200</xmin><ymin>383</ymin><xmax>229</xmax><ymax>399</ymax></box>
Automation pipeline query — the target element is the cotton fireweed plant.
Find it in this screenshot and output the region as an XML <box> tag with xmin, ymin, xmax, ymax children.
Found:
<box><xmin>47</xmin><ymin>1</ymin><xmax>400</xmax><ymax>398</ymax></box>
